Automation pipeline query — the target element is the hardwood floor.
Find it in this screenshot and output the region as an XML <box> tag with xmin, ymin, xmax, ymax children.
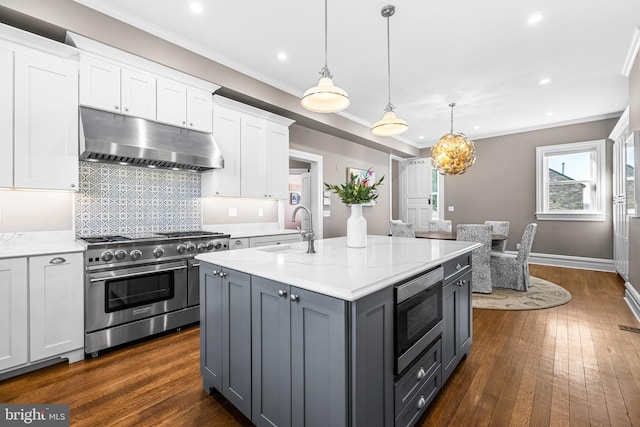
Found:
<box><xmin>1</xmin><ymin>264</ymin><xmax>639</xmax><ymax>426</ymax></box>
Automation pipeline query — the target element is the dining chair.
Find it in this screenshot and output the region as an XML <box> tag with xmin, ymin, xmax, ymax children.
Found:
<box><xmin>456</xmin><ymin>224</ymin><xmax>492</xmax><ymax>293</ymax></box>
<box><xmin>390</xmin><ymin>221</ymin><xmax>416</xmax><ymax>238</ymax></box>
<box><xmin>428</xmin><ymin>219</ymin><xmax>452</xmax><ymax>232</ymax></box>
<box><xmin>490</xmin><ymin>223</ymin><xmax>537</xmax><ymax>291</ymax></box>
<box><xmin>484</xmin><ymin>220</ymin><xmax>510</xmax><ymax>252</ymax></box>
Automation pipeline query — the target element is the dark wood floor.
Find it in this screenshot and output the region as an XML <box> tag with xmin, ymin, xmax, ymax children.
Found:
<box><xmin>1</xmin><ymin>265</ymin><xmax>639</xmax><ymax>426</ymax></box>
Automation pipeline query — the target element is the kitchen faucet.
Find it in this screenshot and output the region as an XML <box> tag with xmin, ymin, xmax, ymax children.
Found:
<box><xmin>291</xmin><ymin>205</ymin><xmax>316</xmax><ymax>254</ymax></box>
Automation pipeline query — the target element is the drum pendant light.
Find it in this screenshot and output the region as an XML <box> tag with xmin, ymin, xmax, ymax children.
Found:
<box><xmin>371</xmin><ymin>5</ymin><xmax>408</xmax><ymax>137</ymax></box>
<box><xmin>431</xmin><ymin>103</ymin><xmax>477</xmax><ymax>175</ymax></box>
<box><xmin>301</xmin><ymin>0</ymin><xmax>350</xmax><ymax>113</ymax></box>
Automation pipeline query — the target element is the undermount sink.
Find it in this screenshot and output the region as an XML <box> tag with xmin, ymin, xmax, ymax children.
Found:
<box><xmin>257</xmin><ymin>244</ymin><xmax>305</xmax><ymax>253</ymax></box>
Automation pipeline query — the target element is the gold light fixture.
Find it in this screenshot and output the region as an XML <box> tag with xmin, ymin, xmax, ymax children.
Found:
<box><xmin>431</xmin><ymin>103</ymin><xmax>476</xmax><ymax>175</ymax></box>
<box><xmin>371</xmin><ymin>5</ymin><xmax>408</xmax><ymax>137</ymax></box>
<box><xmin>301</xmin><ymin>0</ymin><xmax>350</xmax><ymax>113</ymax></box>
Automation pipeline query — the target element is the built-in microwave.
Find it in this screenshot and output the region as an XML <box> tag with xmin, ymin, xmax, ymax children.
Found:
<box><xmin>395</xmin><ymin>266</ymin><xmax>444</xmax><ymax>374</ymax></box>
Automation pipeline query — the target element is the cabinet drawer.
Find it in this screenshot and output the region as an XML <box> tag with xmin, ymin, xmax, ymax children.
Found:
<box><xmin>443</xmin><ymin>253</ymin><xmax>471</xmax><ymax>282</ymax></box>
<box><xmin>395</xmin><ymin>338</ymin><xmax>441</xmax><ymax>414</ymax></box>
<box><xmin>230</xmin><ymin>238</ymin><xmax>249</xmax><ymax>250</ymax></box>
<box><xmin>395</xmin><ymin>366</ymin><xmax>440</xmax><ymax>427</ymax></box>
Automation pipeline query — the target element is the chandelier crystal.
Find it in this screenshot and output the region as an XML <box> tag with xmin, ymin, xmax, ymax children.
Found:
<box><xmin>431</xmin><ymin>103</ymin><xmax>476</xmax><ymax>175</ymax></box>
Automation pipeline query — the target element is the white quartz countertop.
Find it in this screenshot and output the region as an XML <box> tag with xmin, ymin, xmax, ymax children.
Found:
<box><xmin>195</xmin><ymin>235</ymin><xmax>480</xmax><ymax>301</ymax></box>
<box><xmin>0</xmin><ymin>241</ymin><xmax>85</xmax><ymax>259</ymax></box>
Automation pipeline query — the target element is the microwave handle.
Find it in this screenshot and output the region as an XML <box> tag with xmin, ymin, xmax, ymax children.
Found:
<box><xmin>89</xmin><ymin>265</ymin><xmax>187</xmax><ymax>283</ymax></box>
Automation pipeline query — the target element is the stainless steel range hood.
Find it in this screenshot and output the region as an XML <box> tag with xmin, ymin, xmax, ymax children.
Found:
<box><xmin>79</xmin><ymin>107</ymin><xmax>224</xmax><ymax>172</ymax></box>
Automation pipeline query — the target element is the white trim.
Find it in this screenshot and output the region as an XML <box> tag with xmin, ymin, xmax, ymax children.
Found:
<box><xmin>535</xmin><ymin>212</ymin><xmax>607</xmax><ymax>221</ymax></box>
<box><xmin>289</xmin><ymin>149</ymin><xmax>324</xmax><ymax>239</ymax></box>
<box><xmin>622</xmin><ymin>26</ymin><xmax>640</xmax><ymax>77</ymax></box>
<box><xmin>214</xmin><ymin>95</ymin><xmax>294</xmax><ymax>127</ymax></box>
<box><xmin>609</xmin><ymin>107</ymin><xmax>630</xmax><ymax>141</ymax></box>
<box><xmin>624</xmin><ymin>282</ymin><xmax>640</xmax><ymax>322</ymax></box>
<box><xmin>528</xmin><ymin>252</ymin><xmax>615</xmax><ymax>272</ymax></box>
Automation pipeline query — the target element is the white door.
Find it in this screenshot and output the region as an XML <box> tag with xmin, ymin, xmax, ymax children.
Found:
<box><xmin>29</xmin><ymin>253</ymin><xmax>84</xmax><ymax>361</ymax></box>
<box><xmin>0</xmin><ymin>258</ymin><xmax>28</xmax><ymax>372</ymax></box>
<box><xmin>403</xmin><ymin>158</ymin><xmax>433</xmax><ymax>230</ymax></box>
<box><xmin>301</xmin><ymin>171</ymin><xmax>312</xmax><ymax>231</ymax></box>
<box><xmin>13</xmin><ymin>52</ymin><xmax>78</xmax><ymax>191</ymax></box>
<box><xmin>0</xmin><ymin>48</ymin><xmax>13</xmax><ymax>188</ymax></box>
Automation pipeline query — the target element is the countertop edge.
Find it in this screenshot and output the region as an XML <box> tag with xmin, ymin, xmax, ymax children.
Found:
<box><xmin>0</xmin><ymin>242</ymin><xmax>85</xmax><ymax>259</ymax></box>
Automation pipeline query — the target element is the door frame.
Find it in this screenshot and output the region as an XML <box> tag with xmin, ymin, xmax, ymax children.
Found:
<box><xmin>288</xmin><ymin>149</ymin><xmax>324</xmax><ymax>239</ymax></box>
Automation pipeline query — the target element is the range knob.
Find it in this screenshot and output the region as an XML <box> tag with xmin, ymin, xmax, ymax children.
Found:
<box><xmin>207</xmin><ymin>241</ymin><xmax>222</xmax><ymax>251</ymax></box>
<box><xmin>176</xmin><ymin>244</ymin><xmax>187</xmax><ymax>254</ymax></box>
<box><xmin>186</xmin><ymin>242</ymin><xmax>196</xmax><ymax>253</ymax></box>
<box><xmin>153</xmin><ymin>247</ymin><xmax>165</xmax><ymax>258</ymax></box>
<box><xmin>130</xmin><ymin>250</ymin><xmax>142</xmax><ymax>261</ymax></box>
<box><xmin>114</xmin><ymin>249</ymin><xmax>128</xmax><ymax>261</ymax></box>
<box><xmin>206</xmin><ymin>241</ymin><xmax>215</xmax><ymax>251</ymax></box>
<box><xmin>100</xmin><ymin>251</ymin><xmax>114</xmax><ymax>262</ymax></box>
<box><xmin>197</xmin><ymin>243</ymin><xmax>207</xmax><ymax>253</ymax></box>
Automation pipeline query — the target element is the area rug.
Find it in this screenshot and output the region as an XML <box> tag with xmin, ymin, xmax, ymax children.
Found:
<box><xmin>472</xmin><ymin>276</ymin><xmax>572</xmax><ymax>310</ymax></box>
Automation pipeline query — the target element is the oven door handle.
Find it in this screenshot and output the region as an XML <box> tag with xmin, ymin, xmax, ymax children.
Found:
<box><xmin>89</xmin><ymin>265</ymin><xmax>188</xmax><ymax>283</ymax></box>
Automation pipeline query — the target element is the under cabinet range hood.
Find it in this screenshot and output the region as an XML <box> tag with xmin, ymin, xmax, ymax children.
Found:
<box><xmin>79</xmin><ymin>107</ymin><xmax>224</xmax><ymax>172</ymax></box>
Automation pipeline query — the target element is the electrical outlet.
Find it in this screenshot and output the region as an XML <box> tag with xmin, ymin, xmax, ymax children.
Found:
<box><xmin>516</xmin><ymin>243</ymin><xmax>521</xmax><ymax>250</ymax></box>
<box><xmin>258</xmin><ymin>208</ymin><xmax>264</xmax><ymax>217</ymax></box>
<box><xmin>448</xmin><ymin>206</ymin><xmax>455</xmax><ymax>212</ymax></box>
<box><xmin>229</xmin><ymin>208</ymin><xmax>237</xmax><ymax>217</ymax></box>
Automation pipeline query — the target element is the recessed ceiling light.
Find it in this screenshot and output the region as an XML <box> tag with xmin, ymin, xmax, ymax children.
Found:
<box><xmin>277</xmin><ymin>51</ymin><xmax>287</xmax><ymax>61</ymax></box>
<box><xmin>190</xmin><ymin>2</ymin><xmax>203</xmax><ymax>14</ymax></box>
<box><xmin>528</xmin><ymin>13</ymin><xmax>543</xmax><ymax>24</ymax></box>
<box><xmin>473</xmin><ymin>126</ymin><xmax>480</xmax><ymax>130</ymax></box>
<box><xmin>419</xmin><ymin>136</ymin><xmax>425</xmax><ymax>140</ymax></box>
<box><xmin>546</xmin><ymin>112</ymin><xmax>553</xmax><ymax>117</ymax></box>
<box><xmin>539</xmin><ymin>78</ymin><xmax>551</xmax><ymax>85</ymax></box>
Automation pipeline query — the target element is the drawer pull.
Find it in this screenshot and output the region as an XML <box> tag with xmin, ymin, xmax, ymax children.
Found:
<box><xmin>50</xmin><ymin>257</ymin><xmax>66</xmax><ymax>264</ymax></box>
<box><xmin>417</xmin><ymin>396</ymin><xmax>427</xmax><ymax>409</ymax></box>
<box><xmin>416</xmin><ymin>368</ymin><xmax>426</xmax><ymax>380</ymax></box>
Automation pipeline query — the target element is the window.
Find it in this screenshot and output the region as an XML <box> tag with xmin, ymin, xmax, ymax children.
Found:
<box><xmin>536</xmin><ymin>140</ymin><xmax>606</xmax><ymax>221</ymax></box>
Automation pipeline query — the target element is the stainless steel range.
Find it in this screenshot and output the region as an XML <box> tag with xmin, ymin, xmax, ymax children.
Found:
<box><xmin>79</xmin><ymin>231</ymin><xmax>229</xmax><ymax>357</ymax></box>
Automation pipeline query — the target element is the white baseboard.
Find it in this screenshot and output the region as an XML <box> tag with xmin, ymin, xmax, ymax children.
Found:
<box><xmin>524</xmin><ymin>252</ymin><xmax>616</xmax><ymax>272</ymax></box>
<box><xmin>624</xmin><ymin>282</ymin><xmax>640</xmax><ymax>322</ymax></box>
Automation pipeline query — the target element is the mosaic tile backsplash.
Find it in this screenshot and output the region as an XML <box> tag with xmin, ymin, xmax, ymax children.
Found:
<box><xmin>76</xmin><ymin>162</ymin><xmax>201</xmax><ymax>236</ymax></box>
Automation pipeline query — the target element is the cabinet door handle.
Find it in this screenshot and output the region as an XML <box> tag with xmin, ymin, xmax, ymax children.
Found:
<box><xmin>219</xmin><ymin>272</ymin><xmax>227</xmax><ymax>278</ymax></box>
<box><xmin>416</xmin><ymin>368</ymin><xmax>426</xmax><ymax>380</ymax></box>
<box><xmin>124</xmin><ymin>107</ymin><xmax>129</xmax><ymax>112</ymax></box>
<box><xmin>417</xmin><ymin>396</ymin><xmax>427</xmax><ymax>409</ymax></box>
<box><xmin>114</xmin><ymin>105</ymin><xmax>119</xmax><ymax>110</ymax></box>
<box><xmin>278</xmin><ymin>289</ymin><xmax>287</xmax><ymax>297</ymax></box>
<box><xmin>290</xmin><ymin>294</ymin><xmax>299</xmax><ymax>302</ymax></box>
<box><xmin>50</xmin><ymin>257</ymin><xmax>66</xmax><ymax>264</ymax></box>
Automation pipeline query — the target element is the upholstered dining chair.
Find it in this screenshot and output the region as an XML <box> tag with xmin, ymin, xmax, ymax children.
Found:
<box><xmin>390</xmin><ymin>221</ymin><xmax>416</xmax><ymax>238</ymax></box>
<box><xmin>456</xmin><ymin>224</ymin><xmax>492</xmax><ymax>294</ymax></box>
<box><xmin>428</xmin><ymin>219</ymin><xmax>452</xmax><ymax>232</ymax></box>
<box><xmin>490</xmin><ymin>223</ymin><xmax>537</xmax><ymax>291</ymax></box>
<box><xmin>484</xmin><ymin>220</ymin><xmax>510</xmax><ymax>252</ymax></box>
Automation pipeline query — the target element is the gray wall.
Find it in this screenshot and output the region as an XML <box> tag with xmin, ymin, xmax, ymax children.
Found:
<box><xmin>421</xmin><ymin>118</ymin><xmax>617</xmax><ymax>259</ymax></box>
<box><xmin>289</xmin><ymin>125</ymin><xmax>390</xmax><ymax>238</ymax></box>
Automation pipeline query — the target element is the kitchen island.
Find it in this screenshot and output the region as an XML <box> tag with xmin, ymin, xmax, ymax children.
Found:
<box><xmin>195</xmin><ymin>235</ymin><xmax>480</xmax><ymax>427</ymax></box>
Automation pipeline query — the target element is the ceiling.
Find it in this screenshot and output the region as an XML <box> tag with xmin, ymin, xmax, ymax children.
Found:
<box><xmin>72</xmin><ymin>0</ymin><xmax>640</xmax><ymax>148</ymax></box>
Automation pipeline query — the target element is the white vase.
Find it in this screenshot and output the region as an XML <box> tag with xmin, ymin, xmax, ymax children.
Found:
<box><xmin>347</xmin><ymin>204</ymin><xmax>367</xmax><ymax>248</ymax></box>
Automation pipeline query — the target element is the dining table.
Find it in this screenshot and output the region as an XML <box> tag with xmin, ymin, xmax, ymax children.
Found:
<box><xmin>415</xmin><ymin>231</ymin><xmax>507</xmax><ymax>242</ymax></box>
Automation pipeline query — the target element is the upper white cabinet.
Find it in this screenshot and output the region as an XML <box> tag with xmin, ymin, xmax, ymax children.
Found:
<box><xmin>0</xmin><ymin>47</ymin><xmax>13</xmax><ymax>189</ymax></box>
<box><xmin>157</xmin><ymin>77</ymin><xmax>213</xmax><ymax>132</ymax></box>
<box><xmin>12</xmin><ymin>50</ymin><xmax>78</xmax><ymax>191</ymax></box>
<box><xmin>203</xmin><ymin>96</ymin><xmax>294</xmax><ymax>199</ymax></box>
<box><xmin>80</xmin><ymin>55</ymin><xmax>156</xmax><ymax>121</ymax></box>
<box><xmin>0</xmin><ymin>258</ymin><xmax>28</xmax><ymax>372</ymax></box>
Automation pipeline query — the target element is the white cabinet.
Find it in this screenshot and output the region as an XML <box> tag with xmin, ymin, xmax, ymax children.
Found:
<box><xmin>80</xmin><ymin>55</ymin><xmax>156</xmax><ymax>120</ymax></box>
<box><xmin>0</xmin><ymin>258</ymin><xmax>28</xmax><ymax>372</ymax></box>
<box><xmin>157</xmin><ymin>78</ymin><xmax>213</xmax><ymax>133</ymax></box>
<box><xmin>0</xmin><ymin>47</ymin><xmax>12</xmax><ymax>188</ymax></box>
<box><xmin>13</xmin><ymin>51</ymin><xmax>78</xmax><ymax>191</ymax></box>
<box><xmin>202</xmin><ymin>97</ymin><xmax>294</xmax><ymax>199</ymax></box>
<box><xmin>0</xmin><ymin>252</ymin><xmax>83</xmax><ymax>375</ymax></box>
<box><xmin>29</xmin><ymin>253</ymin><xmax>84</xmax><ymax>361</ymax></box>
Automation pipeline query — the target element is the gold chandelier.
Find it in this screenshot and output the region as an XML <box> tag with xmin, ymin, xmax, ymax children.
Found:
<box><xmin>431</xmin><ymin>103</ymin><xmax>476</xmax><ymax>175</ymax></box>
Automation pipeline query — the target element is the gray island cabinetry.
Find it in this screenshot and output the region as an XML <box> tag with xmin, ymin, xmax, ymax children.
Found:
<box><xmin>196</xmin><ymin>236</ymin><xmax>479</xmax><ymax>427</ymax></box>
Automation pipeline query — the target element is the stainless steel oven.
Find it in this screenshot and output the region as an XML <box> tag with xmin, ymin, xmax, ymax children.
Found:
<box><xmin>395</xmin><ymin>266</ymin><xmax>444</xmax><ymax>374</ymax></box>
<box><xmin>80</xmin><ymin>231</ymin><xmax>229</xmax><ymax>356</ymax></box>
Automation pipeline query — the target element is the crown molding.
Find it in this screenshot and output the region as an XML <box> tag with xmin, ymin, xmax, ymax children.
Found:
<box><xmin>622</xmin><ymin>26</ymin><xmax>640</xmax><ymax>77</ymax></box>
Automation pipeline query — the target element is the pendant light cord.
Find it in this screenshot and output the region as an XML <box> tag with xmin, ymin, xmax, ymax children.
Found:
<box><xmin>386</xmin><ymin>15</ymin><xmax>391</xmax><ymax>108</ymax></box>
<box><xmin>449</xmin><ymin>102</ymin><xmax>456</xmax><ymax>134</ymax></box>
<box><xmin>324</xmin><ymin>0</ymin><xmax>328</xmax><ymax>69</ymax></box>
